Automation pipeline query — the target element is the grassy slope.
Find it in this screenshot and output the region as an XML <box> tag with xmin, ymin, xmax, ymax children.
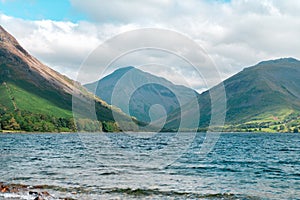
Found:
<box><xmin>164</xmin><ymin>58</ymin><xmax>300</xmax><ymax>133</ymax></box>
<box><xmin>0</xmin><ymin>26</ymin><xmax>138</xmax><ymax>132</ymax></box>
<box><xmin>0</xmin><ymin>83</ymin><xmax>14</xmax><ymax>111</ymax></box>
<box><xmin>7</xmin><ymin>82</ymin><xmax>72</xmax><ymax>117</ymax></box>
<box><xmin>222</xmin><ymin>59</ymin><xmax>300</xmax><ymax>132</ymax></box>
<box><xmin>0</xmin><ymin>80</ymin><xmax>135</xmax><ymax>132</ymax></box>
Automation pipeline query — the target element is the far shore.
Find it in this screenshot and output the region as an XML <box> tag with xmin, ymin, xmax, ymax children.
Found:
<box><xmin>0</xmin><ymin>130</ymin><xmax>74</xmax><ymax>134</ymax></box>
<box><xmin>0</xmin><ymin>130</ymin><xmax>298</xmax><ymax>134</ymax></box>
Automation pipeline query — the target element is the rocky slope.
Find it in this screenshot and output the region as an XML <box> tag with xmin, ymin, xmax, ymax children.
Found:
<box><xmin>0</xmin><ymin>25</ymin><xmax>131</xmax><ymax>132</ymax></box>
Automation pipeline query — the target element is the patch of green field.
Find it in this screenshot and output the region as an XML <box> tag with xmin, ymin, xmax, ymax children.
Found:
<box><xmin>260</xmin><ymin>128</ymin><xmax>277</xmax><ymax>133</ymax></box>
<box><xmin>0</xmin><ymin>83</ymin><xmax>14</xmax><ymax>111</ymax></box>
<box><xmin>248</xmin><ymin>109</ymin><xmax>292</xmax><ymax>123</ymax></box>
<box><xmin>7</xmin><ymin>82</ymin><xmax>72</xmax><ymax>118</ymax></box>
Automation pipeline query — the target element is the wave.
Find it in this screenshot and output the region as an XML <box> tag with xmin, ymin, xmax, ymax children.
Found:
<box><xmin>0</xmin><ymin>182</ymin><xmax>262</xmax><ymax>199</ymax></box>
<box><xmin>104</xmin><ymin>187</ymin><xmax>261</xmax><ymax>199</ymax></box>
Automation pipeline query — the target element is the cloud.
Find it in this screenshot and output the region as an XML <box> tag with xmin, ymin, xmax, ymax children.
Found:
<box><xmin>70</xmin><ymin>0</ymin><xmax>184</xmax><ymax>24</ymax></box>
<box><xmin>1</xmin><ymin>0</ymin><xmax>300</xmax><ymax>92</ymax></box>
<box><xmin>0</xmin><ymin>14</ymin><xmax>96</xmax><ymax>74</ymax></box>
<box><xmin>0</xmin><ymin>14</ymin><xmax>139</xmax><ymax>79</ymax></box>
<box><xmin>69</xmin><ymin>0</ymin><xmax>300</xmax><ymax>78</ymax></box>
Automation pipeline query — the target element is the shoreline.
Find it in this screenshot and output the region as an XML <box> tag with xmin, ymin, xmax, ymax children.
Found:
<box><xmin>1</xmin><ymin>130</ymin><xmax>298</xmax><ymax>134</ymax></box>
<box><xmin>0</xmin><ymin>182</ymin><xmax>76</xmax><ymax>200</ymax></box>
<box><xmin>0</xmin><ymin>130</ymin><xmax>75</xmax><ymax>134</ymax></box>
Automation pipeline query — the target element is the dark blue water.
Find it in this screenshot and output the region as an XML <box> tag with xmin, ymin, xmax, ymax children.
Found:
<box><xmin>0</xmin><ymin>133</ymin><xmax>299</xmax><ymax>199</ymax></box>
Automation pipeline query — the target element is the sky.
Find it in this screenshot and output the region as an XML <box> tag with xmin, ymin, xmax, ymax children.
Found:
<box><xmin>0</xmin><ymin>0</ymin><xmax>300</xmax><ymax>92</ymax></box>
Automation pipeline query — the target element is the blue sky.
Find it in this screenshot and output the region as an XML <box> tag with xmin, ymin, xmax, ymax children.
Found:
<box><xmin>0</xmin><ymin>0</ymin><xmax>230</xmax><ymax>22</ymax></box>
<box><xmin>0</xmin><ymin>0</ymin><xmax>86</xmax><ymax>22</ymax></box>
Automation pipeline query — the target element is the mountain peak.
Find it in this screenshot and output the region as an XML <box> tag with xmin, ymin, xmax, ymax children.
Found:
<box><xmin>0</xmin><ymin>25</ymin><xmax>19</xmax><ymax>46</ymax></box>
<box><xmin>257</xmin><ymin>57</ymin><xmax>300</xmax><ymax>66</ymax></box>
<box><xmin>113</xmin><ymin>66</ymin><xmax>135</xmax><ymax>73</ymax></box>
<box><xmin>0</xmin><ymin>26</ymin><xmax>133</xmax><ymax>132</ymax></box>
<box><xmin>0</xmin><ymin>25</ymin><xmax>78</xmax><ymax>94</ymax></box>
<box><xmin>85</xmin><ymin>66</ymin><xmax>198</xmax><ymax>123</ymax></box>
<box><xmin>118</xmin><ymin>66</ymin><xmax>135</xmax><ymax>70</ymax></box>
<box><xmin>0</xmin><ymin>25</ymin><xmax>30</xmax><ymax>57</ymax></box>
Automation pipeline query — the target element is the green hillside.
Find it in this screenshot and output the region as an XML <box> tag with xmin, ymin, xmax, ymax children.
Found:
<box><xmin>0</xmin><ymin>78</ymin><xmax>75</xmax><ymax>131</ymax></box>
<box><xmin>1</xmin><ymin>24</ymin><xmax>299</xmax><ymax>133</ymax></box>
<box><xmin>165</xmin><ymin>58</ymin><xmax>300</xmax><ymax>133</ymax></box>
<box><xmin>0</xmin><ymin>25</ymin><xmax>133</xmax><ymax>133</ymax></box>
<box><xmin>1</xmin><ymin>82</ymin><xmax>72</xmax><ymax>117</ymax></box>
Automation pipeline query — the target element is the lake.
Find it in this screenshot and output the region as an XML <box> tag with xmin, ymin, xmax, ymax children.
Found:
<box><xmin>0</xmin><ymin>132</ymin><xmax>299</xmax><ymax>199</ymax></box>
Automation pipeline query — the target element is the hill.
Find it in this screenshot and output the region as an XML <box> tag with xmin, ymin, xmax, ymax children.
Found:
<box><xmin>0</xmin><ymin>25</ymin><xmax>132</xmax><ymax>132</ymax></box>
<box><xmin>165</xmin><ymin>58</ymin><xmax>300</xmax><ymax>132</ymax></box>
<box><xmin>84</xmin><ymin>67</ymin><xmax>198</xmax><ymax>124</ymax></box>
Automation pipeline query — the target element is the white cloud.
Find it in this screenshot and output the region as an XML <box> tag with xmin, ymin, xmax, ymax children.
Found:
<box><xmin>1</xmin><ymin>0</ymin><xmax>300</xmax><ymax>92</ymax></box>
<box><xmin>0</xmin><ymin>14</ymin><xmax>139</xmax><ymax>80</ymax></box>
<box><xmin>70</xmin><ymin>0</ymin><xmax>182</xmax><ymax>24</ymax></box>
<box><xmin>0</xmin><ymin>14</ymin><xmax>98</xmax><ymax>75</ymax></box>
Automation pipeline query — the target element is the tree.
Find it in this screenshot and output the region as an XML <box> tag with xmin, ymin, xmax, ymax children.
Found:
<box><xmin>102</xmin><ymin>121</ymin><xmax>119</xmax><ymax>132</ymax></box>
<box><xmin>294</xmin><ymin>127</ymin><xmax>299</xmax><ymax>133</ymax></box>
<box><xmin>279</xmin><ymin>125</ymin><xmax>285</xmax><ymax>131</ymax></box>
<box><xmin>4</xmin><ymin>117</ymin><xmax>20</xmax><ymax>130</ymax></box>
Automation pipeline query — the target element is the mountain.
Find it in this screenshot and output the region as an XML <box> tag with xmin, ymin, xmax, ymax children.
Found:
<box><xmin>84</xmin><ymin>67</ymin><xmax>199</xmax><ymax>125</ymax></box>
<box><xmin>224</xmin><ymin>58</ymin><xmax>300</xmax><ymax>122</ymax></box>
<box><xmin>0</xmin><ymin>25</ymin><xmax>132</xmax><ymax>132</ymax></box>
<box><xmin>165</xmin><ymin>58</ymin><xmax>300</xmax><ymax>132</ymax></box>
<box><xmin>2</xmin><ymin>24</ymin><xmax>298</xmax><ymax>133</ymax></box>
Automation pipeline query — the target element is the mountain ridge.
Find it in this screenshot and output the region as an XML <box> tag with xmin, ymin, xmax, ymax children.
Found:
<box><xmin>84</xmin><ymin>66</ymin><xmax>199</xmax><ymax>124</ymax></box>
<box><xmin>0</xmin><ymin>25</ymin><xmax>133</xmax><ymax>132</ymax></box>
<box><xmin>0</xmin><ymin>25</ymin><xmax>78</xmax><ymax>95</ymax></box>
<box><xmin>1</xmin><ymin>25</ymin><xmax>299</xmax><ymax>133</ymax></box>
<box><xmin>165</xmin><ymin>57</ymin><xmax>300</xmax><ymax>132</ymax></box>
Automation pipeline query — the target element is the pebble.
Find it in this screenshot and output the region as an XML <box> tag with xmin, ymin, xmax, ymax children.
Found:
<box><xmin>0</xmin><ymin>182</ymin><xmax>77</xmax><ymax>200</ymax></box>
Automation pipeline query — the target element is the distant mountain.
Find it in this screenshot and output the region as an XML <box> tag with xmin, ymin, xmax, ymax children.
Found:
<box><xmin>165</xmin><ymin>58</ymin><xmax>300</xmax><ymax>132</ymax></box>
<box><xmin>224</xmin><ymin>58</ymin><xmax>300</xmax><ymax>122</ymax></box>
<box><xmin>84</xmin><ymin>67</ymin><xmax>199</xmax><ymax>124</ymax></box>
<box><xmin>0</xmin><ymin>25</ymin><xmax>132</xmax><ymax>132</ymax></box>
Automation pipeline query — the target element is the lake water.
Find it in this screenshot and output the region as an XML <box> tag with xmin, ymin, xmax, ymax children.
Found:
<box><xmin>0</xmin><ymin>132</ymin><xmax>299</xmax><ymax>199</ymax></box>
